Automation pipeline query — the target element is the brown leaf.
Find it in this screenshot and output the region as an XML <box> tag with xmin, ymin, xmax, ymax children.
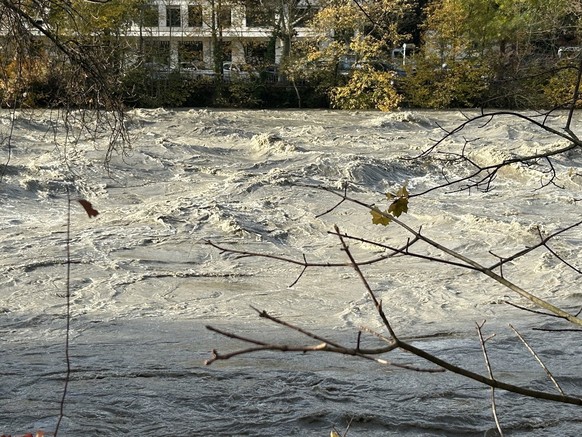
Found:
<box><xmin>77</xmin><ymin>199</ymin><xmax>99</xmax><ymax>218</ymax></box>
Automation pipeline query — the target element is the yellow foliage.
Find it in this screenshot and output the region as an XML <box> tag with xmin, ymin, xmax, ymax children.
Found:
<box><xmin>543</xmin><ymin>67</ymin><xmax>582</xmax><ymax>109</ymax></box>
<box><xmin>371</xmin><ymin>185</ymin><xmax>409</xmax><ymax>226</ymax></box>
<box><xmin>330</xmin><ymin>69</ymin><xmax>402</xmax><ymax>111</ymax></box>
<box><xmin>371</xmin><ymin>207</ymin><xmax>392</xmax><ymax>226</ymax></box>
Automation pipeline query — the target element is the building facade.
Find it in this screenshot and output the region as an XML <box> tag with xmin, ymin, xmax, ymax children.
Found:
<box><xmin>132</xmin><ymin>0</ymin><xmax>317</xmax><ymax>71</ymax></box>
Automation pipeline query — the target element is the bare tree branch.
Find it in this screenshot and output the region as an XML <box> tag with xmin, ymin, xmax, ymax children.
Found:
<box><xmin>477</xmin><ymin>321</ymin><xmax>504</xmax><ymax>437</ymax></box>
<box><xmin>320</xmin><ymin>188</ymin><xmax>582</xmax><ymax>327</ymax></box>
<box><xmin>509</xmin><ymin>324</ymin><xmax>565</xmax><ymax>396</ymax></box>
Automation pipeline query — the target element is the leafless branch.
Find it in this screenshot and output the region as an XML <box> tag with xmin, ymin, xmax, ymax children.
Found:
<box><xmin>206</xmin><ymin>297</ymin><xmax>582</xmax><ymax>404</ymax></box>
<box><xmin>477</xmin><ymin>321</ymin><xmax>504</xmax><ymax>437</ymax></box>
<box><xmin>488</xmin><ymin>220</ymin><xmax>582</xmax><ymax>272</ymax></box>
<box><xmin>509</xmin><ymin>324</ymin><xmax>565</xmax><ymax>396</ymax></box>
<box><xmin>318</xmin><ymin>188</ymin><xmax>582</xmax><ymax>327</ymax></box>
<box><xmin>205</xmin><ymin>314</ymin><xmax>437</xmax><ymax>372</ymax></box>
<box><xmin>408</xmin><ymin>110</ymin><xmax>582</xmax><ymax>196</ymax></box>
<box><xmin>206</xmin><ymin>235</ymin><xmax>418</xmax><ymax>287</ymax></box>
<box><xmin>504</xmin><ymin>301</ymin><xmax>563</xmax><ymax>319</ymax></box>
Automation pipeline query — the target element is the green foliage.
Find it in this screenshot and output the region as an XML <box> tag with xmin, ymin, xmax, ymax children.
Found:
<box><xmin>215</xmin><ymin>79</ymin><xmax>264</xmax><ymax>108</ymax></box>
<box><xmin>403</xmin><ymin>57</ymin><xmax>490</xmax><ymax>108</ymax></box>
<box><xmin>282</xmin><ymin>40</ymin><xmax>340</xmax><ymax>89</ymax></box>
<box><xmin>414</xmin><ymin>0</ymin><xmax>580</xmax><ymax>108</ymax></box>
<box><xmin>285</xmin><ymin>0</ymin><xmax>418</xmax><ymax>108</ymax></box>
<box><xmin>50</xmin><ymin>0</ymin><xmax>144</xmax><ymax>34</ymax></box>
<box><xmin>370</xmin><ymin>185</ymin><xmax>409</xmax><ymax>226</ymax></box>
<box><xmin>3</xmin><ymin>0</ymin><xmax>581</xmax><ymax>110</ymax></box>
<box><xmin>122</xmin><ymin>70</ymin><xmax>197</xmax><ymax>108</ymax></box>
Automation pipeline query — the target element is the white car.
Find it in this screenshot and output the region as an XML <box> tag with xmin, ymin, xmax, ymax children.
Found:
<box><xmin>222</xmin><ymin>62</ymin><xmax>257</xmax><ymax>80</ymax></box>
<box><xmin>178</xmin><ymin>62</ymin><xmax>215</xmax><ymax>79</ymax></box>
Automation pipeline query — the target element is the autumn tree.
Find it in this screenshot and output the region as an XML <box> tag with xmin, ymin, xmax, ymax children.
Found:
<box><xmin>0</xmin><ymin>0</ymin><xmax>144</xmax><ymax>108</ymax></box>
<box><xmin>234</xmin><ymin>0</ymin><xmax>318</xmax><ymax>69</ymax></box>
<box><xmin>405</xmin><ymin>0</ymin><xmax>582</xmax><ymax>108</ymax></box>
<box><xmin>286</xmin><ymin>0</ymin><xmax>418</xmax><ymax>110</ymax></box>
<box><xmin>0</xmin><ymin>0</ymin><xmax>134</xmax><ymax>164</ymax></box>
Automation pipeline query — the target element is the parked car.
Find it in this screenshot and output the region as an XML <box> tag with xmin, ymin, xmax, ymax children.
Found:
<box><xmin>558</xmin><ymin>46</ymin><xmax>582</xmax><ymax>60</ymax></box>
<box><xmin>222</xmin><ymin>62</ymin><xmax>257</xmax><ymax>81</ymax></box>
<box><xmin>142</xmin><ymin>62</ymin><xmax>172</xmax><ymax>80</ymax></box>
<box><xmin>178</xmin><ymin>62</ymin><xmax>215</xmax><ymax>79</ymax></box>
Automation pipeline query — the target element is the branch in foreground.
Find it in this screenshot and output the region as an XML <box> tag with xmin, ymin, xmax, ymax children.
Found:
<box><xmin>477</xmin><ymin>321</ymin><xmax>504</xmax><ymax>437</ymax></box>
<box><xmin>509</xmin><ymin>324</ymin><xmax>565</xmax><ymax>396</ymax></box>
<box><xmin>333</xmin><ymin>226</ymin><xmax>582</xmax><ymax>405</ymax></box>
<box><xmin>205</xmin><ymin>308</ymin><xmax>582</xmax><ymax>406</ymax></box>
<box><xmin>206</xmin><ymin>310</ymin><xmax>437</xmax><ymax>373</ymax></box>
<box><xmin>207</xmin><ymin>232</ymin><xmax>582</xmax><ymax>406</ymax></box>
<box><xmin>206</xmin><ymin>235</ymin><xmax>417</xmax><ymax>287</ymax></box>
<box><xmin>408</xmin><ymin>110</ymin><xmax>582</xmax><ymax>196</ymax></box>
<box><xmin>322</xmin><ymin>188</ymin><xmax>582</xmax><ymax>327</ymax></box>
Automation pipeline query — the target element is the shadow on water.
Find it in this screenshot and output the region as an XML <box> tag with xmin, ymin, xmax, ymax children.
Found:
<box><xmin>1</xmin><ymin>317</ymin><xmax>581</xmax><ymax>436</ymax></box>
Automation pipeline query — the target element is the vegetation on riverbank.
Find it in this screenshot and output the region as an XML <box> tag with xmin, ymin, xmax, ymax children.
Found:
<box><xmin>1</xmin><ymin>0</ymin><xmax>581</xmax><ymax>111</ymax></box>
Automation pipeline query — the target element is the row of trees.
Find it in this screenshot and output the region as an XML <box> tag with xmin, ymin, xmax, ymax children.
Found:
<box><xmin>1</xmin><ymin>0</ymin><xmax>581</xmax><ymax>110</ymax></box>
<box><xmin>289</xmin><ymin>0</ymin><xmax>582</xmax><ymax>110</ymax></box>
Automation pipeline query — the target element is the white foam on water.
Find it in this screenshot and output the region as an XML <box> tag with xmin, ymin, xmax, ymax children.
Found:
<box><xmin>1</xmin><ymin>109</ymin><xmax>581</xmax><ymax>436</ymax></box>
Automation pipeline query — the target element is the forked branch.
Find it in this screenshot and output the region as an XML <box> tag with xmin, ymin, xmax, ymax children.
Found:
<box><xmin>322</xmin><ymin>188</ymin><xmax>582</xmax><ymax>327</ymax></box>
<box><xmin>206</xmin><ymin>238</ymin><xmax>582</xmax><ymax>405</ymax></box>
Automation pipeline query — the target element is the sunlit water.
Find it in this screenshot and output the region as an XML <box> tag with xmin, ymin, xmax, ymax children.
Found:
<box><xmin>1</xmin><ymin>109</ymin><xmax>581</xmax><ymax>436</ymax></box>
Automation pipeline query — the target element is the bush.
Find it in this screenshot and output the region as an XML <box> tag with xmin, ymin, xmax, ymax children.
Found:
<box><xmin>403</xmin><ymin>57</ymin><xmax>490</xmax><ymax>108</ymax></box>
<box><xmin>543</xmin><ymin>66</ymin><xmax>582</xmax><ymax>109</ymax></box>
<box><xmin>214</xmin><ymin>79</ymin><xmax>264</xmax><ymax>108</ymax></box>
<box><xmin>122</xmin><ymin>69</ymin><xmax>196</xmax><ymax>108</ymax></box>
<box><xmin>330</xmin><ymin>69</ymin><xmax>402</xmax><ymax>111</ymax></box>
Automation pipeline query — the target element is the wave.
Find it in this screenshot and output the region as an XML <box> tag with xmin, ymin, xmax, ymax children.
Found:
<box><xmin>363</xmin><ymin>111</ymin><xmax>437</xmax><ymax>130</ymax></box>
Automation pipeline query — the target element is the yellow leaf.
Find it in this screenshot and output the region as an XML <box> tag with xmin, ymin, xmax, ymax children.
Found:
<box><xmin>371</xmin><ymin>208</ymin><xmax>391</xmax><ymax>226</ymax></box>
<box><xmin>330</xmin><ymin>431</ymin><xmax>341</xmax><ymax>437</ymax></box>
<box><xmin>388</xmin><ymin>197</ymin><xmax>409</xmax><ymax>217</ymax></box>
<box><xmin>396</xmin><ymin>185</ymin><xmax>409</xmax><ymax>198</ymax></box>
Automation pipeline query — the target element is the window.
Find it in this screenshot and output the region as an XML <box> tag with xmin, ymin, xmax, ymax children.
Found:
<box><xmin>245</xmin><ymin>0</ymin><xmax>271</xmax><ymax>27</ymax></box>
<box><xmin>188</xmin><ymin>5</ymin><xmax>203</xmax><ymax>27</ymax></box>
<box><xmin>180</xmin><ymin>41</ymin><xmax>204</xmax><ymax>63</ymax></box>
<box><xmin>244</xmin><ymin>41</ymin><xmax>269</xmax><ymax>65</ymax></box>
<box><xmin>142</xmin><ymin>5</ymin><xmax>159</xmax><ymax>27</ymax></box>
<box><xmin>218</xmin><ymin>6</ymin><xmax>231</xmax><ymax>28</ymax></box>
<box><xmin>166</xmin><ymin>6</ymin><xmax>181</xmax><ymax>27</ymax></box>
<box><xmin>144</xmin><ymin>40</ymin><xmax>171</xmax><ymax>64</ymax></box>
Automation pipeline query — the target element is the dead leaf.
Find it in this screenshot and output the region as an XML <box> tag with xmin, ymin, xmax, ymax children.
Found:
<box><xmin>77</xmin><ymin>199</ymin><xmax>99</xmax><ymax>218</ymax></box>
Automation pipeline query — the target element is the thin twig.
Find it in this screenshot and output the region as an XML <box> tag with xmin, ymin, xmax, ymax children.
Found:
<box><xmin>55</xmin><ymin>191</ymin><xmax>73</xmax><ymax>437</ymax></box>
<box><xmin>334</xmin><ymin>225</ymin><xmax>398</xmax><ymax>340</ymax></box>
<box><xmin>488</xmin><ymin>220</ymin><xmax>582</xmax><ymax>272</ymax></box>
<box><xmin>504</xmin><ymin>301</ymin><xmax>562</xmax><ymax>319</ymax></box>
<box><xmin>509</xmin><ymin>324</ymin><xmax>565</xmax><ymax>396</ymax></box>
<box><xmin>566</xmin><ymin>56</ymin><xmax>582</xmax><ymax>132</ymax></box>
<box><xmin>207</xmin><ymin>237</ymin><xmax>416</xmax><ymax>288</ymax></box>
<box><xmin>476</xmin><ymin>321</ymin><xmax>504</xmax><ymax>437</ymax></box>
<box><xmin>532</xmin><ymin>327</ymin><xmax>582</xmax><ymax>332</ymax></box>
<box><xmin>205</xmin><ymin>320</ymin><xmax>435</xmax><ymax>371</ymax></box>
<box><xmin>205</xmin><ymin>303</ymin><xmax>582</xmax><ymax>403</ymax></box>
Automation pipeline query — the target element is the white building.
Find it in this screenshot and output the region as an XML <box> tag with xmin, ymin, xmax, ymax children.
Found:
<box><xmin>132</xmin><ymin>0</ymin><xmax>317</xmax><ymax>70</ymax></box>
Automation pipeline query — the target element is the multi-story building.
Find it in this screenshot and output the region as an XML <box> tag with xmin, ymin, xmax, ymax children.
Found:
<box><xmin>133</xmin><ymin>0</ymin><xmax>318</xmax><ymax>71</ymax></box>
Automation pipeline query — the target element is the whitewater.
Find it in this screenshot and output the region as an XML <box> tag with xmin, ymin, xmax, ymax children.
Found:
<box><xmin>1</xmin><ymin>108</ymin><xmax>581</xmax><ymax>436</ymax></box>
